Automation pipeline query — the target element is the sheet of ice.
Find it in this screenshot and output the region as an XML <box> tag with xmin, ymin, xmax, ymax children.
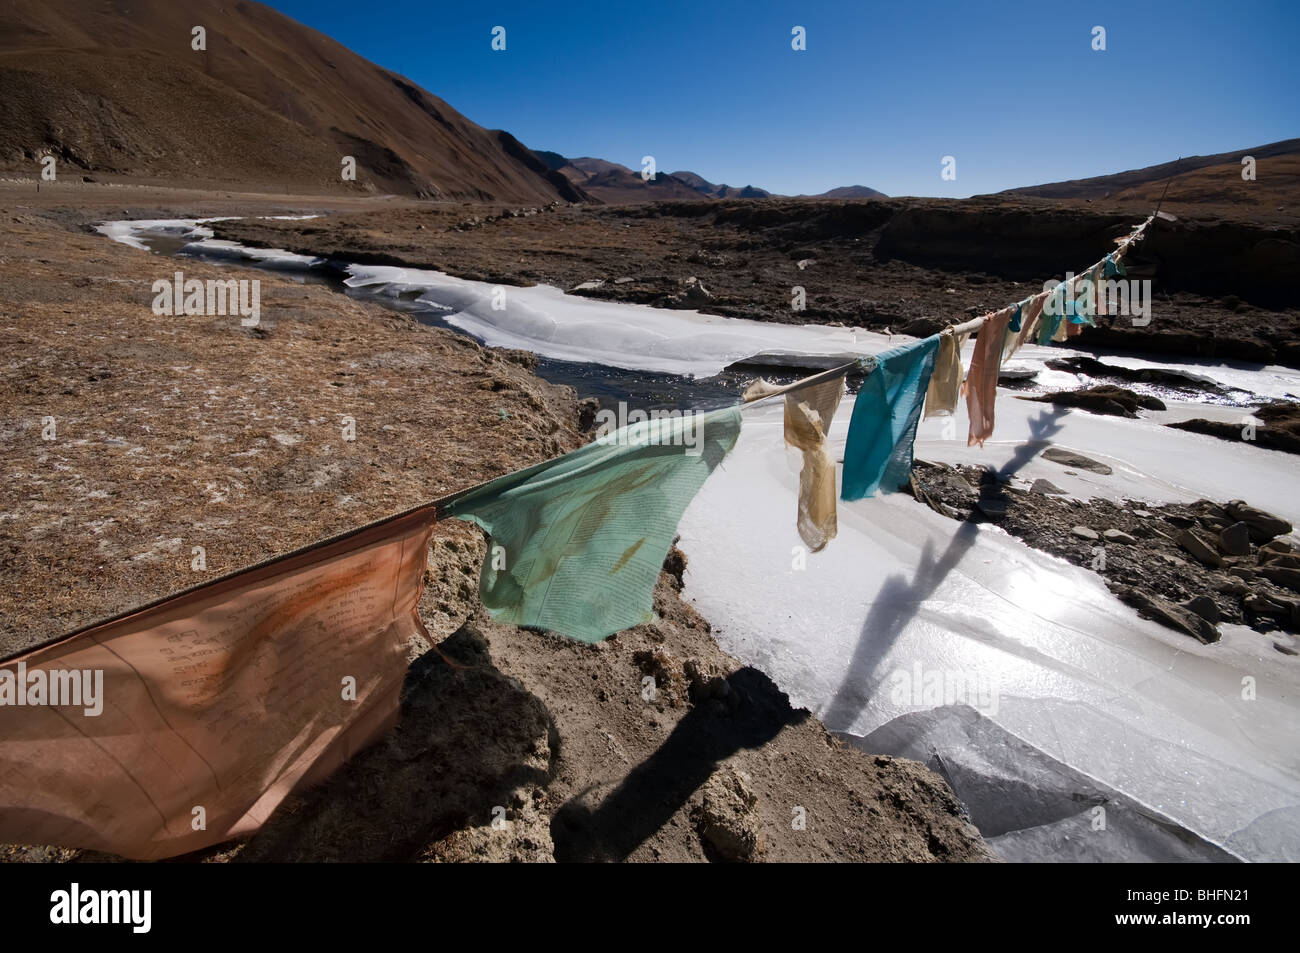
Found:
<box><xmin>916</xmin><ymin>394</ymin><xmax>1300</xmax><ymax>525</ymax></box>
<box><xmin>180</xmin><ymin>239</ymin><xmax>323</xmax><ymax>270</ymax></box>
<box><xmin>678</xmin><ymin>396</ymin><xmax>1300</xmax><ymax>861</ymax></box>
<box><xmin>1098</xmin><ymin>353</ymin><xmax>1300</xmax><ymax>402</ymax></box>
<box><xmin>344</xmin><ymin>263</ymin><xmax>896</xmax><ymax>377</ymax></box>
<box><xmin>95</xmin><ymin>218</ymin><xmax>224</xmax><ymax>251</ymax></box>
<box><xmin>849</xmin><ymin>706</ymin><xmax>1245</xmax><ymax>861</ymax></box>
<box><xmin>970</xmin><ymin>339</ymin><xmax>1300</xmax><ymax>404</ymax></box>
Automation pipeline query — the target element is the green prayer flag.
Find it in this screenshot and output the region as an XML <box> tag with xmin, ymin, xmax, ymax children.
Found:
<box><xmin>443</xmin><ymin>405</ymin><xmax>743</xmax><ymax>642</ymax></box>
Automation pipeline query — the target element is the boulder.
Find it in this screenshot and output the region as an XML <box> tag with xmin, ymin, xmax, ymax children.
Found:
<box><xmin>1258</xmin><ymin>566</ymin><xmax>1300</xmax><ymax>594</ymax></box>
<box><xmin>1224</xmin><ymin>501</ymin><xmax>1292</xmax><ymax>543</ymax></box>
<box><xmin>1176</xmin><ymin>529</ymin><xmax>1224</xmax><ymax>568</ymax></box>
<box><xmin>1119</xmin><ymin>587</ymin><xmax>1220</xmax><ymax>644</ymax></box>
<box><xmin>898</xmin><ymin>317</ymin><xmax>945</xmax><ymax>337</ymax></box>
<box><xmin>1217</xmin><ymin>521</ymin><xmax>1252</xmax><ymax>557</ymax></box>
<box><xmin>1244</xmin><ymin>591</ymin><xmax>1292</xmax><ymax>620</ymax></box>
<box><xmin>1026</xmin><ymin>385</ymin><xmax>1164</xmax><ymax>417</ymax></box>
<box><xmin>1071</xmin><ymin>526</ymin><xmax>1099</xmax><ymax>541</ymax></box>
<box><xmin>1102</xmin><ymin>529</ymin><xmax>1137</xmax><ymax>545</ymax></box>
<box><xmin>1183</xmin><ymin>595</ymin><xmax>1221</xmax><ymax>625</ymax></box>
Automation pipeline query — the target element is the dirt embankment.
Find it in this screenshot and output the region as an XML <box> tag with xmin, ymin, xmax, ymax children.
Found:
<box><xmin>0</xmin><ymin>206</ymin><xmax>989</xmax><ymax>863</ymax></box>
<box><xmin>213</xmin><ymin>196</ymin><xmax>1300</xmax><ymax>368</ymax></box>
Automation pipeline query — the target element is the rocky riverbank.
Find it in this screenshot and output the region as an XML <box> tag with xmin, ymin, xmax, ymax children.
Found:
<box><xmin>910</xmin><ymin>460</ymin><xmax>1299</xmax><ymax>651</ymax></box>
<box><xmin>212</xmin><ymin>196</ymin><xmax>1300</xmax><ymax>368</ymax></box>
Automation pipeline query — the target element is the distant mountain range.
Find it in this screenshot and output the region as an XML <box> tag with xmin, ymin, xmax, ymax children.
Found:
<box><xmin>534</xmin><ymin>152</ymin><xmax>887</xmax><ymax>203</ymax></box>
<box><xmin>997</xmin><ymin>138</ymin><xmax>1300</xmax><ymax>209</ymax></box>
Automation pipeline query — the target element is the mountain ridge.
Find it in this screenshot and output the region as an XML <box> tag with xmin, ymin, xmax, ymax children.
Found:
<box><xmin>538</xmin><ymin>153</ymin><xmax>888</xmax><ymax>203</ymax></box>
<box><xmin>0</xmin><ymin>0</ymin><xmax>585</xmax><ymax>203</ymax></box>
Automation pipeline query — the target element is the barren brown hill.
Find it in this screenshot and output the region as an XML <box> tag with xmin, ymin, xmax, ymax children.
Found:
<box><xmin>565</xmin><ymin>157</ymin><xmax>705</xmax><ymax>203</ymax></box>
<box><xmin>0</xmin><ymin>0</ymin><xmax>586</xmax><ymax>202</ymax></box>
<box><xmin>1000</xmin><ymin>138</ymin><xmax>1300</xmax><ymax>213</ymax></box>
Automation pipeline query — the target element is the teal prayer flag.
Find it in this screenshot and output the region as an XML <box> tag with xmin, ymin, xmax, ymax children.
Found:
<box><xmin>840</xmin><ymin>337</ymin><xmax>939</xmax><ymax>501</ymax></box>
<box><xmin>1037</xmin><ymin>309</ymin><xmax>1063</xmax><ymax>344</ymax></box>
<box><xmin>1069</xmin><ymin>266</ymin><xmax>1100</xmax><ymax>326</ymax></box>
<box><xmin>444</xmin><ymin>405</ymin><xmax>742</xmax><ymax>642</ymax></box>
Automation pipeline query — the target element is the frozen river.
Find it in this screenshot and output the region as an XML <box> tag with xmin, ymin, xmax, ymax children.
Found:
<box><xmin>100</xmin><ymin>218</ymin><xmax>1300</xmax><ymax>861</ymax></box>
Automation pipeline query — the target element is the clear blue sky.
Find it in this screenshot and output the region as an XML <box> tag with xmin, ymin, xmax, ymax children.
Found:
<box><xmin>262</xmin><ymin>0</ymin><xmax>1297</xmax><ymax>197</ymax></box>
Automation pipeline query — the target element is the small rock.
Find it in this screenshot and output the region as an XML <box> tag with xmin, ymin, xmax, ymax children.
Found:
<box><xmin>1217</xmin><ymin>578</ymin><xmax>1249</xmax><ymax>596</ymax></box>
<box><xmin>1183</xmin><ymin>595</ymin><xmax>1221</xmax><ymax>625</ymax></box>
<box><xmin>1260</xmin><ymin>539</ymin><xmax>1295</xmax><ymax>559</ymax></box>
<box><xmin>1042</xmin><ymin>447</ymin><xmax>1112</xmax><ymax>474</ymax></box>
<box><xmin>665</xmin><ymin>276</ymin><xmax>714</xmax><ymax>309</ymax></box>
<box><xmin>1071</xmin><ymin>526</ymin><xmax>1099</xmax><ymax>540</ymax></box>
<box><xmin>683</xmin><ymin>657</ymin><xmax>730</xmax><ymax>702</ymax></box>
<box><xmin>1217</xmin><ymin>522</ymin><xmax>1252</xmax><ymax>557</ymax></box>
<box><xmin>1133</xmin><ymin>509</ymin><xmax>1153</xmax><ymax>518</ymax></box>
<box><xmin>1175</xmin><ymin>529</ymin><xmax>1224</xmax><ymax>567</ymax></box>
<box><xmin>571</xmin><ymin>280</ymin><xmax>605</xmax><ymax>292</ymax></box>
<box><xmin>998</xmin><ymin>366</ymin><xmax>1038</xmax><ymax>382</ymax></box>
<box><xmin>694</xmin><ymin>767</ymin><xmax>762</xmax><ymax>862</ymax></box>
<box><xmin>1030</xmin><ymin>479</ymin><xmax>1067</xmax><ymax>495</ymax></box>
<box><xmin>1102</xmin><ymin>529</ymin><xmax>1136</xmax><ymax>545</ymax></box>
<box><xmin>976</xmin><ymin>498</ymin><xmax>1008</xmax><ymax>519</ymax></box>
<box><xmin>1194</xmin><ymin>500</ymin><xmax>1230</xmax><ymax>519</ymax></box>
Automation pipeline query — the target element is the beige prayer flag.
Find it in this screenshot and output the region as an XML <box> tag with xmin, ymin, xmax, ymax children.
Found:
<box><xmin>0</xmin><ymin>506</ymin><xmax>436</xmax><ymax>860</ymax></box>
<box><xmin>745</xmin><ymin>375</ymin><xmax>845</xmax><ymax>552</ymax></box>
<box><xmin>924</xmin><ymin>327</ymin><xmax>967</xmax><ymax>418</ymax></box>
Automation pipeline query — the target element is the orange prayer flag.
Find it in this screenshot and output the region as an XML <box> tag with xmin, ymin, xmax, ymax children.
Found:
<box><xmin>0</xmin><ymin>506</ymin><xmax>436</xmax><ymax>860</ymax></box>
